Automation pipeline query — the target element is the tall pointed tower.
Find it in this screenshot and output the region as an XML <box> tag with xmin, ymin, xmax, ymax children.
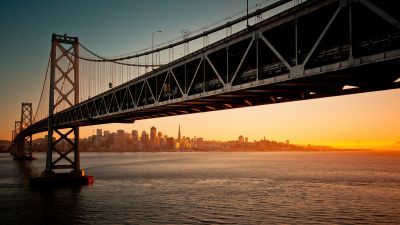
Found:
<box><xmin>178</xmin><ymin>125</ymin><xmax>181</xmax><ymax>143</ymax></box>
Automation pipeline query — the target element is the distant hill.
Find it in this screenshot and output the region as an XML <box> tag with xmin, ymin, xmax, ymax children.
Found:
<box><xmin>0</xmin><ymin>140</ymin><xmax>11</xmax><ymax>152</ymax></box>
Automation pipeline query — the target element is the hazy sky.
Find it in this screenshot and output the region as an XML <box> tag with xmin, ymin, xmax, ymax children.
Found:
<box><xmin>1</xmin><ymin>0</ymin><xmax>400</xmax><ymax>149</ymax></box>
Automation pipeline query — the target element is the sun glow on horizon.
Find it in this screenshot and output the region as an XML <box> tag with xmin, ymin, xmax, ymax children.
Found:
<box><xmin>20</xmin><ymin>88</ymin><xmax>400</xmax><ymax>151</ymax></box>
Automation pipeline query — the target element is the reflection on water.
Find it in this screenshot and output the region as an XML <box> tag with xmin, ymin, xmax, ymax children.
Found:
<box><xmin>0</xmin><ymin>151</ymin><xmax>400</xmax><ymax>224</ymax></box>
<box><xmin>15</xmin><ymin>160</ymin><xmax>36</xmax><ymax>180</ymax></box>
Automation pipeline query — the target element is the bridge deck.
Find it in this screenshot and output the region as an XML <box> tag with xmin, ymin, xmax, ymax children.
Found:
<box><xmin>24</xmin><ymin>0</ymin><xmax>400</xmax><ymax>136</ymax></box>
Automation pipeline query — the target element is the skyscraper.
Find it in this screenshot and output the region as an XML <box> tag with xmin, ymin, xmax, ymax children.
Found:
<box><xmin>150</xmin><ymin>126</ymin><xmax>157</xmax><ymax>149</ymax></box>
<box><xmin>113</xmin><ymin>130</ymin><xmax>126</xmax><ymax>151</ymax></box>
<box><xmin>157</xmin><ymin>132</ymin><xmax>163</xmax><ymax>149</ymax></box>
<box><xmin>104</xmin><ymin>130</ymin><xmax>110</xmax><ymax>138</ymax></box>
<box><xmin>96</xmin><ymin>129</ymin><xmax>102</xmax><ymax>137</ymax></box>
<box><xmin>132</xmin><ymin>130</ymin><xmax>139</xmax><ymax>149</ymax></box>
<box><xmin>141</xmin><ymin>130</ymin><xmax>149</xmax><ymax>150</ymax></box>
<box><xmin>178</xmin><ymin>125</ymin><xmax>181</xmax><ymax>144</ymax></box>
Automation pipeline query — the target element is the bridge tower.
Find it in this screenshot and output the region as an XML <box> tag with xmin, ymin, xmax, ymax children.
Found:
<box><xmin>10</xmin><ymin>121</ymin><xmax>21</xmax><ymax>156</ymax></box>
<box><xmin>45</xmin><ymin>34</ymin><xmax>81</xmax><ymax>175</ymax></box>
<box><xmin>14</xmin><ymin>103</ymin><xmax>34</xmax><ymax>159</ymax></box>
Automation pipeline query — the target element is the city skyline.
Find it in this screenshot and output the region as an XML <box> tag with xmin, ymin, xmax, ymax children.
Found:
<box><xmin>27</xmin><ymin>124</ymin><xmax>337</xmax><ymax>153</ymax></box>
<box><xmin>21</xmin><ymin>124</ymin><xmax>398</xmax><ymax>152</ymax></box>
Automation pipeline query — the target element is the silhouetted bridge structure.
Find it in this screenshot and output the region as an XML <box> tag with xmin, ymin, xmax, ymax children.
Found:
<box><xmin>10</xmin><ymin>0</ymin><xmax>400</xmax><ymax>183</ymax></box>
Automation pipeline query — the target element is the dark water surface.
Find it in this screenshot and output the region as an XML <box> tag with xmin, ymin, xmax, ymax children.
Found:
<box><xmin>1</xmin><ymin>151</ymin><xmax>400</xmax><ymax>224</ymax></box>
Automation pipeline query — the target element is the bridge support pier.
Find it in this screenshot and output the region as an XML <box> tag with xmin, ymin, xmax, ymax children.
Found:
<box><xmin>30</xmin><ymin>125</ymin><xmax>92</xmax><ymax>188</ymax></box>
<box><xmin>13</xmin><ymin>135</ymin><xmax>34</xmax><ymax>160</ymax></box>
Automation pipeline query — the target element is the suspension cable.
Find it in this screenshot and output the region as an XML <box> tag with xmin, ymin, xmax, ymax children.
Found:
<box><xmin>33</xmin><ymin>55</ymin><xmax>51</xmax><ymax>122</ymax></box>
<box><xmin>73</xmin><ymin>0</ymin><xmax>291</xmax><ymax>64</ymax></box>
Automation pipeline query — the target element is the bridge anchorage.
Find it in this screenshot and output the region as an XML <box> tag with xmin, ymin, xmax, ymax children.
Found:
<box><xmin>30</xmin><ymin>34</ymin><xmax>93</xmax><ymax>188</ymax></box>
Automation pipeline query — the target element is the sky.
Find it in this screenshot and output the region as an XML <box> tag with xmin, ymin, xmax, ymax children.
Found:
<box><xmin>1</xmin><ymin>0</ymin><xmax>400</xmax><ymax>149</ymax></box>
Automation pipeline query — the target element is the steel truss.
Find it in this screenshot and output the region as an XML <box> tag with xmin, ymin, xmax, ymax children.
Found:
<box><xmin>19</xmin><ymin>0</ymin><xmax>400</xmax><ymax>136</ymax></box>
<box><xmin>45</xmin><ymin>34</ymin><xmax>80</xmax><ymax>174</ymax></box>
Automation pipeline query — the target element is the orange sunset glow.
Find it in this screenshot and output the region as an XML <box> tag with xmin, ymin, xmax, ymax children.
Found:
<box><xmin>23</xmin><ymin>88</ymin><xmax>399</xmax><ymax>150</ymax></box>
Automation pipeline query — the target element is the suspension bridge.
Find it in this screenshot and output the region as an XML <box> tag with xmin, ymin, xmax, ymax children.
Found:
<box><xmin>9</xmin><ymin>0</ymin><xmax>400</xmax><ymax>186</ymax></box>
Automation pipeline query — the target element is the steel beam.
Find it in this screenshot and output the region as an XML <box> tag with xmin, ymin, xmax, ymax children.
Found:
<box><xmin>231</xmin><ymin>37</ymin><xmax>255</xmax><ymax>84</ymax></box>
<box><xmin>259</xmin><ymin>33</ymin><xmax>292</xmax><ymax>70</ymax></box>
<box><xmin>303</xmin><ymin>2</ymin><xmax>343</xmax><ymax>66</ymax></box>
<box><xmin>358</xmin><ymin>0</ymin><xmax>400</xmax><ymax>31</ymax></box>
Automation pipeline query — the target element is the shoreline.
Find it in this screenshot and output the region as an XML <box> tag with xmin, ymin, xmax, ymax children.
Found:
<box><xmin>5</xmin><ymin>149</ymin><xmax>399</xmax><ymax>154</ymax></box>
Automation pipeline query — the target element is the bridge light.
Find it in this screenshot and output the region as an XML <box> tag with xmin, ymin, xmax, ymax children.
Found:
<box><xmin>223</xmin><ymin>104</ymin><xmax>233</xmax><ymax>109</ymax></box>
<box><xmin>343</xmin><ymin>85</ymin><xmax>357</xmax><ymax>90</ymax></box>
<box><xmin>109</xmin><ymin>82</ymin><xmax>113</xmax><ymax>89</ymax></box>
<box><xmin>191</xmin><ymin>108</ymin><xmax>201</xmax><ymax>112</ymax></box>
<box><xmin>244</xmin><ymin>100</ymin><xmax>252</xmax><ymax>106</ymax></box>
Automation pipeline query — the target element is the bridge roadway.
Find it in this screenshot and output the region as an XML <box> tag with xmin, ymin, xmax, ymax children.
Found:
<box><xmin>22</xmin><ymin>0</ymin><xmax>400</xmax><ymax>137</ymax></box>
